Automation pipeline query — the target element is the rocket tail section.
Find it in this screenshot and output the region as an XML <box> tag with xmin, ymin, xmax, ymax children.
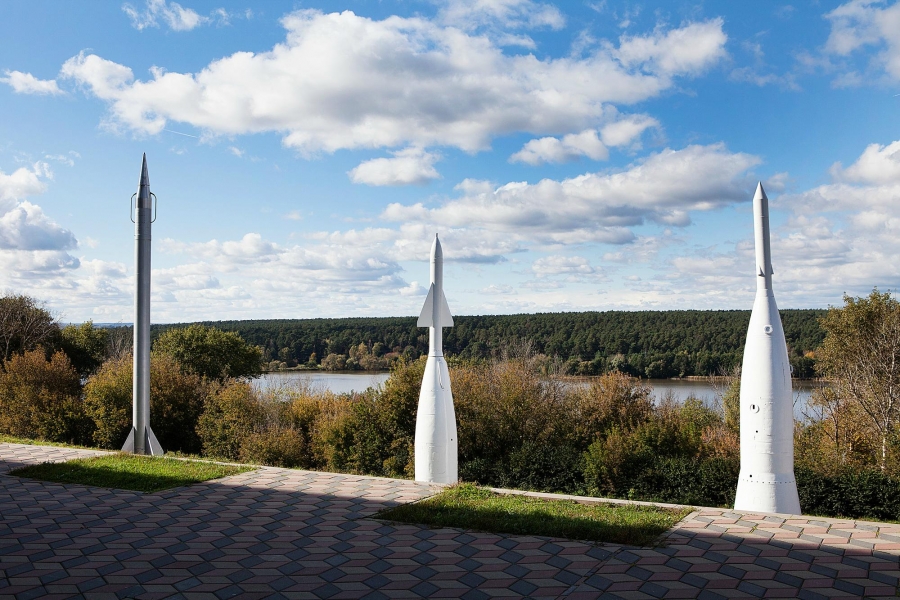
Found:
<box><xmin>414</xmin><ymin>355</ymin><xmax>458</xmax><ymax>484</ymax></box>
<box><xmin>735</xmin><ymin>291</ymin><xmax>801</xmax><ymax>514</ymax></box>
<box><xmin>121</xmin><ymin>425</ymin><xmax>165</xmax><ymax>456</ymax></box>
<box><xmin>416</xmin><ymin>284</ymin><xmax>453</xmax><ymax>328</ymax></box>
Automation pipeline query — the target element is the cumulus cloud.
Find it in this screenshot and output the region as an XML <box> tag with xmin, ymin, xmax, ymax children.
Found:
<box><xmin>122</xmin><ymin>0</ymin><xmax>207</xmax><ymax>31</ymax></box>
<box><xmin>823</xmin><ymin>0</ymin><xmax>900</xmax><ymax>81</ymax></box>
<box><xmin>438</xmin><ymin>0</ymin><xmax>565</xmax><ymax>31</ymax></box>
<box><xmin>830</xmin><ymin>140</ymin><xmax>900</xmax><ymax>184</ymax></box>
<box><xmin>599</xmin><ymin>114</ymin><xmax>659</xmax><ymax>147</ymax></box>
<box><xmin>386</xmin><ymin>143</ymin><xmax>761</xmax><ymax>244</ymax></box>
<box><xmin>650</xmin><ymin>138</ymin><xmax>900</xmax><ymax>308</ymax></box>
<box><xmin>57</xmin><ymin>10</ymin><xmax>727</xmax><ymax>152</ymax></box>
<box><xmin>349</xmin><ymin>148</ymin><xmax>441</xmax><ymax>185</ymax></box>
<box><xmin>511</xmin><ymin>129</ymin><xmax>608</xmax><ymax>165</ymax></box>
<box><xmin>0</xmin><ymin>70</ymin><xmax>63</xmax><ymax>95</ymax></box>
<box><xmin>0</xmin><ymin>163</ymin><xmax>79</xmax><ymax>284</ymax></box>
<box><xmin>532</xmin><ymin>255</ymin><xmax>597</xmax><ymax>278</ymax></box>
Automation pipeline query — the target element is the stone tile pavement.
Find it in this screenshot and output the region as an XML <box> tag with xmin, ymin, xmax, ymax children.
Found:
<box><xmin>0</xmin><ymin>442</ymin><xmax>898</xmax><ymax>599</ymax></box>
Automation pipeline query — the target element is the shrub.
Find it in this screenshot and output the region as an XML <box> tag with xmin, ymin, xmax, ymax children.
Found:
<box><xmin>0</xmin><ymin>349</ymin><xmax>90</xmax><ymax>444</ymax></box>
<box><xmin>84</xmin><ymin>354</ymin><xmax>209</xmax><ymax>453</ymax></box>
<box><xmin>83</xmin><ymin>356</ymin><xmax>132</xmax><ymax>449</ymax></box>
<box><xmin>59</xmin><ymin>321</ymin><xmax>108</xmax><ymax>379</ymax></box>
<box><xmin>197</xmin><ymin>380</ymin><xmax>265</xmax><ymax>460</ymax></box>
<box><xmin>796</xmin><ymin>466</ymin><xmax>900</xmax><ymax>521</ymax></box>
<box><xmin>239</xmin><ymin>428</ymin><xmax>308</xmax><ymax>467</ymax></box>
<box><xmin>153</xmin><ymin>324</ymin><xmax>263</xmax><ymax>380</ymax></box>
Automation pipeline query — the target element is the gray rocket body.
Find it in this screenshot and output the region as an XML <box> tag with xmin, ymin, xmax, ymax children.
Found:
<box><xmin>734</xmin><ymin>183</ymin><xmax>799</xmax><ymax>514</ymax></box>
<box><xmin>414</xmin><ymin>234</ymin><xmax>458</xmax><ymax>483</ymax></box>
<box><xmin>122</xmin><ymin>154</ymin><xmax>163</xmax><ymax>456</ymax></box>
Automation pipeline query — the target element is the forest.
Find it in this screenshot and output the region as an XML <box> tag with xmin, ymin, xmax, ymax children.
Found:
<box><xmin>153</xmin><ymin>309</ymin><xmax>826</xmax><ymax>378</ymax></box>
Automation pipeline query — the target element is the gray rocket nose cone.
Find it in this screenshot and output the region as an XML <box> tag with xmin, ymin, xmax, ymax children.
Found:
<box><xmin>140</xmin><ymin>153</ymin><xmax>150</xmax><ymax>188</ymax></box>
<box><xmin>754</xmin><ymin>182</ymin><xmax>767</xmax><ymax>203</ymax></box>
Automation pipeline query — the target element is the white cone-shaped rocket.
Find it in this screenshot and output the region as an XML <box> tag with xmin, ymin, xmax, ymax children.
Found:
<box><xmin>414</xmin><ymin>234</ymin><xmax>458</xmax><ymax>484</ymax></box>
<box><xmin>734</xmin><ymin>183</ymin><xmax>800</xmax><ymax>514</ymax></box>
<box><xmin>122</xmin><ymin>154</ymin><xmax>164</xmax><ymax>456</ymax></box>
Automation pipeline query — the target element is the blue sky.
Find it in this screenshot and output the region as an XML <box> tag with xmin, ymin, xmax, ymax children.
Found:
<box><xmin>0</xmin><ymin>0</ymin><xmax>899</xmax><ymax>323</ymax></box>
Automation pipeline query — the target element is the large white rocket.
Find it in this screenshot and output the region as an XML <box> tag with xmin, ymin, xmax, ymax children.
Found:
<box><xmin>734</xmin><ymin>183</ymin><xmax>800</xmax><ymax>514</ymax></box>
<box><xmin>414</xmin><ymin>234</ymin><xmax>458</xmax><ymax>484</ymax></box>
<box><xmin>122</xmin><ymin>154</ymin><xmax>164</xmax><ymax>456</ymax></box>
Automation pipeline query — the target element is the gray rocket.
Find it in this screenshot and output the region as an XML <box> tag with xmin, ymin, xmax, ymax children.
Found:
<box><xmin>122</xmin><ymin>154</ymin><xmax>164</xmax><ymax>456</ymax></box>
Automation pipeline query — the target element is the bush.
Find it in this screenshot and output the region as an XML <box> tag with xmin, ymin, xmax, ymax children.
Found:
<box><xmin>59</xmin><ymin>321</ymin><xmax>108</xmax><ymax>379</ymax></box>
<box><xmin>0</xmin><ymin>349</ymin><xmax>90</xmax><ymax>444</ymax></box>
<box><xmin>83</xmin><ymin>356</ymin><xmax>132</xmax><ymax>449</ymax></box>
<box><xmin>84</xmin><ymin>354</ymin><xmax>209</xmax><ymax>453</ymax></box>
<box><xmin>153</xmin><ymin>324</ymin><xmax>263</xmax><ymax>380</ymax></box>
<box><xmin>796</xmin><ymin>466</ymin><xmax>900</xmax><ymax>522</ymax></box>
<box><xmin>197</xmin><ymin>380</ymin><xmax>265</xmax><ymax>460</ymax></box>
<box><xmin>239</xmin><ymin>428</ymin><xmax>308</xmax><ymax>467</ymax></box>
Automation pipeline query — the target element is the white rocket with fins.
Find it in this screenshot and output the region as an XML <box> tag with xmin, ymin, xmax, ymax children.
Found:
<box><xmin>734</xmin><ymin>183</ymin><xmax>800</xmax><ymax>514</ymax></box>
<box><xmin>122</xmin><ymin>154</ymin><xmax>164</xmax><ymax>456</ymax></box>
<box><xmin>414</xmin><ymin>234</ymin><xmax>458</xmax><ymax>484</ymax></box>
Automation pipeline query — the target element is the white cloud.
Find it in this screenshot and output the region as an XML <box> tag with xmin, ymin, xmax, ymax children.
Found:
<box><xmin>0</xmin><ymin>70</ymin><xmax>63</xmax><ymax>95</ymax></box>
<box><xmin>386</xmin><ymin>143</ymin><xmax>761</xmax><ymax>244</ymax></box>
<box><xmin>532</xmin><ymin>255</ymin><xmax>596</xmax><ymax>277</ymax></box>
<box><xmin>438</xmin><ymin>0</ymin><xmax>565</xmax><ymax>31</ymax></box>
<box><xmin>0</xmin><ymin>201</ymin><xmax>78</xmax><ymax>251</ymax></box>
<box><xmin>122</xmin><ymin>0</ymin><xmax>207</xmax><ymax>31</ymax></box>
<box><xmin>0</xmin><ymin>163</ymin><xmax>80</xmax><ymax>285</ymax></box>
<box><xmin>349</xmin><ymin>148</ymin><xmax>441</xmax><ymax>186</ymax></box>
<box><xmin>58</xmin><ymin>11</ymin><xmax>727</xmax><ymax>152</ymax></box>
<box><xmin>599</xmin><ymin>114</ymin><xmax>659</xmax><ymax>147</ymax></box>
<box><xmin>830</xmin><ymin>140</ymin><xmax>900</xmax><ymax>184</ymax></box>
<box><xmin>510</xmin><ymin>129</ymin><xmax>608</xmax><ymax>165</ymax></box>
<box><xmin>823</xmin><ymin>0</ymin><xmax>900</xmax><ymax>81</ymax></box>
<box><xmin>482</xmin><ymin>283</ymin><xmax>515</xmax><ymax>294</ymax></box>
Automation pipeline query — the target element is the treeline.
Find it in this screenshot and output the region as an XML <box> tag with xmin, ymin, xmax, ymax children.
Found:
<box><xmin>154</xmin><ymin>309</ymin><xmax>826</xmax><ymax>377</ymax></box>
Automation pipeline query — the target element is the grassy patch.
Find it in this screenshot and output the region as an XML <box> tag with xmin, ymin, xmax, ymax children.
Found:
<box><xmin>377</xmin><ymin>484</ymin><xmax>691</xmax><ymax>546</ymax></box>
<box><xmin>11</xmin><ymin>454</ymin><xmax>252</xmax><ymax>493</ymax></box>
<box><xmin>0</xmin><ymin>434</ymin><xmax>94</xmax><ymax>450</ymax></box>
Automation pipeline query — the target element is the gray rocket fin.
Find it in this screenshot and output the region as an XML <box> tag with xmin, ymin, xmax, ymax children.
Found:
<box><xmin>121</xmin><ymin>428</ymin><xmax>135</xmax><ymax>453</ymax></box>
<box><xmin>147</xmin><ymin>426</ymin><xmax>164</xmax><ymax>456</ymax></box>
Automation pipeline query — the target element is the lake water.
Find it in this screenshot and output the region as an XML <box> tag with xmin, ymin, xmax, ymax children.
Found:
<box><xmin>254</xmin><ymin>371</ymin><xmax>820</xmax><ymax>417</ymax></box>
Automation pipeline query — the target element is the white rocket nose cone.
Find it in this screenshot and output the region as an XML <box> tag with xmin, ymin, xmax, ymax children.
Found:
<box><xmin>432</xmin><ymin>233</ymin><xmax>442</xmax><ymax>259</ymax></box>
<box><xmin>754</xmin><ymin>182</ymin><xmax>767</xmax><ymax>203</ymax></box>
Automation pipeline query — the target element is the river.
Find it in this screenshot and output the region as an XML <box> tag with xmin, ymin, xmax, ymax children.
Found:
<box><xmin>254</xmin><ymin>371</ymin><xmax>821</xmax><ymax>417</ymax></box>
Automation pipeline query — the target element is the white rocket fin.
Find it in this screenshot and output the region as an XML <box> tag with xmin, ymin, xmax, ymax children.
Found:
<box><xmin>440</xmin><ymin>291</ymin><xmax>453</xmax><ymax>327</ymax></box>
<box><xmin>417</xmin><ymin>284</ymin><xmax>435</xmax><ymax>327</ymax></box>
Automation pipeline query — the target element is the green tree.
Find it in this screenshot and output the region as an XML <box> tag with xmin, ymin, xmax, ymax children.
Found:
<box><xmin>816</xmin><ymin>290</ymin><xmax>900</xmax><ymax>469</ymax></box>
<box><xmin>153</xmin><ymin>324</ymin><xmax>263</xmax><ymax>380</ymax></box>
<box><xmin>0</xmin><ymin>294</ymin><xmax>59</xmax><ymax>361</ymax></box>
<box><xmin>83</xmin><ymin>354</ymin><xmax>210</xmax><ymax>453</ymax></box>
<box><xmin>60</xmin><ymin>321</ymin><xmax>109</xmax><ymax>378</ymax></box>
<box><xmin>0</xmin><ymin>349</ymin><xmax>90</xmax><ymax>444</ymax></box>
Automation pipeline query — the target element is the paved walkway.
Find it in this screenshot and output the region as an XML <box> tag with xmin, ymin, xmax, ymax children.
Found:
<box><xmin>0</xmin><ymin>443</ymin><xmax>898</xmax><ymax>599</ymax></box>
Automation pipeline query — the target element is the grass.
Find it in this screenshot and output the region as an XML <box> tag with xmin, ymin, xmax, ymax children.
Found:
<box><xmin>10</xmin><ymin>454</ymin><xmax>253</xmax><ymax>492</ymax></box>
<box><xmin>377</xmin><ymin>484</ymin><xmax>692</xmax><ymax>546</ymax></box>
<box><xmin>0</xmin><ymin>433</ymin><xmax>95</xmax><ymax>450</ymax></box>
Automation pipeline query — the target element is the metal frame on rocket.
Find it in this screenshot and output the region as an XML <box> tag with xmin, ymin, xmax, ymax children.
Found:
<box><xmin>122</xmin><ymin>154</ymin><xmax>164</xmax><ymax>456</ymax></box>
<box><xmin>414</xmin><ymin>234</ymin><xmax>458</xmax><ymax>484</ymax></box>
<box><xmin>734</xmin><ymin>183</ymin><xmax>800</xmax><ymax>514</ymax></box>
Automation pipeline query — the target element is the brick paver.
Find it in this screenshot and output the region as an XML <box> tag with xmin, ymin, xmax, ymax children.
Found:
<box><xmin>0</xmin><ymin>442</ymin><xmax>898</xmax><ymax>598</ymax></box>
